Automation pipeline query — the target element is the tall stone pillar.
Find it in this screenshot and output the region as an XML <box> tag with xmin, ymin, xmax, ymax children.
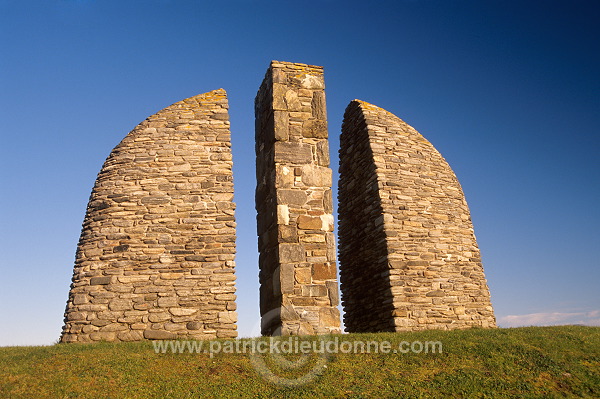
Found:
<box><xmin>338</xmin><ymin>100</ymin><xmax>496</xmax><ymax>332</ymax></box>
<box><xmin>255</xmin><ymin>61</ymin><xmax>340</xmax><ymax>335</ymax></box>
<box><xmin>61</xmin><ymin>89</ymin><xmax>237</xmax><ymax>342</ymax></box>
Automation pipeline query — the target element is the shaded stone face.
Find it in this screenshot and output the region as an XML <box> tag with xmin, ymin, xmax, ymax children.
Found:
<box><xmin>338</xmin><ymin>100</ymin><xmax>496</xmax><ymax>332</ymax></box>
<box><xmin>255</xmin><ymin>61</ymin><xmax>341</xmax><ymax>336</ymax></box>
<box><xmin>61</xmin><ymin>89</ymin><xmax>237</xmax><ymax>343</ymax></box>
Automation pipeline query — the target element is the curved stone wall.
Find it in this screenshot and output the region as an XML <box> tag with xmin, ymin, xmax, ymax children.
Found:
<box><xmin>61</xmin><ymin>89</ymin><xmax>237</xmax><ymax>342</ymax></box>
<box><xmin>338</xmin><ymin>100</ymin><xmax>496</xmax><ymax>332</ymax></box>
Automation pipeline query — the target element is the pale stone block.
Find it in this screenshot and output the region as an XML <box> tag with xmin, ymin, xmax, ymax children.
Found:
<box><xmin>277</xmin><ymin>205</ymin><xmax>289</xmax><ymax>225</ymax></box>
<box><xmin>218</xmin><ymin>311</ymin><xmax>237</xmax><ymax>324</ymax></box>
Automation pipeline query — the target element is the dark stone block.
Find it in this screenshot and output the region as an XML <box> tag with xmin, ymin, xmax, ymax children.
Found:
<box><xmin>90</xmin><ymin>277</ymin><xmax>111</xmax><ymax>286</ymax></box>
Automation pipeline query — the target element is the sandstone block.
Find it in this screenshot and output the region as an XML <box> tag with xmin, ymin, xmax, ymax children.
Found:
<box><xmin>312</xmin><ymin>263</ymin><xmax>336</xmax><ymax>280</ymax></box>
<box><xmin>297</xmin><ymin>215</ymin><xmax>322</xmax><ymax>230</ymax></box>
<box><xmin>169</xmin><ymin>308</ymin><xmax>198</xmax><ymax>316</ymax></box>
<box><xmin>143</xmin><ymin>330</ymin><xmax>176</xmax><ymax>340</ymax></box>
<box><xmin>295</xmin><ymin>267</ymin><xmax>311</xmax><ymax>284</ymax></box>
<box><xmin>218</xmin><ymin>311</ymin><xmax>237</xmax><ymax>324</ymax></box>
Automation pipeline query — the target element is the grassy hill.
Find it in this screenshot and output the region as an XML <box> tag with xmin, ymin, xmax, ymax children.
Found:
<box><xmin>1</xmin><ymin>326</ymin><xmax>598</xmax><ymax>398</ymax></box>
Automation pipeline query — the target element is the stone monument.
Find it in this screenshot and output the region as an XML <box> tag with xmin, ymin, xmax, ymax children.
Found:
<box><xmin>338</xmin><ymin>100</ymin><xmax>496</xmax><ymax>332</ymax></box>
<box><xmin>254</xmin><ymin>61</ymin><xmax>341</xmax><ymax>335</ymax></box>
<box><xmin>61</xmin><ymin>89</ymin><xmax>237</xmax><ymax>342</ymax></box>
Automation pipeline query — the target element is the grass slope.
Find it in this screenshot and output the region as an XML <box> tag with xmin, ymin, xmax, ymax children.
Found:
<box><xmin>1</xmin><ymin>326</ymin><xmax>599</xmax><ymax>398</ymax></box>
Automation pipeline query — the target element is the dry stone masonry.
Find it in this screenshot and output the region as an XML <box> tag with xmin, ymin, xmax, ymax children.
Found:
<box><xmin>338</xmin><ymin>100</ymin><xmax>496</xmax><ymax>332</ymax></box>
<box><xmin>61</xmin><ymin>89</ymin><xmax>237</xmax><ymax>342</ymax></box>
<box><xmin>255</xmin><ymin>61</ymin><xmax>341</xmax><ymax>335</ymax></box>
<box><xmin>61</xmin><ymin>61</ymin><xmax>497</xmax><ymax>343</ymax></box>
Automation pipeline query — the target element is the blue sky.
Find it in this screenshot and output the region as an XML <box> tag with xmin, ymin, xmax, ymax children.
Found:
<box><xmin>1</xmin><ymin>0</ymin><xmax>598</xmax><ymax>346</ymax></box>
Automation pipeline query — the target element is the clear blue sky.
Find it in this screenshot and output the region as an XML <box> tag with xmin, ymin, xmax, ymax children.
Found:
<box><xmin>1</xmin><ymin>0</ymin><xmax>598</xmax><ymax>346</ymax></box>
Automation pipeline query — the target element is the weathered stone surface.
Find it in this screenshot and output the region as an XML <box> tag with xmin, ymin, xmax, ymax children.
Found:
<box><xmin>297</xmin><ymin>215</ymin><xmax>322</xmax><ymax>230</ymax></box>
<box><xmin>117</xmin><ymin>330</ymin><xmax>144</xmax><ymax>341</ymax></box>
<box><xmin>276</xmin><ymin>189</ymin><xmax>307</xmax><ymax>206</ymax></box>
<box><xmin>61</xmin><ymin>90</ymin><xmax>237</xmax><ymax>343</ymax></box>
<box><xmin>90</xmin><ymin>277</ymin><xmax>111</xmax><ymax>286</ymax></box>
<box><xmin>143</xmin><ymin>329</ymin><xmax>177</xmax><ymax>340</ymax></box>
<box><xmin>273</xmin><ymin>142</ymin><xmax>313</xmax><ymax>164</ymax></box>
<box><xmin>338</xmin><ymin>100</ymin><xmax>496</xmax><ymax>332</ymax></box>
<box><xmin>312</xmin><ymin>263</ymin><xmax>336</xmax><ymax>280</ymax></box>
<box><xmin>316</xmin><ymin>141</ymin><xmax>330</xmax><ymax>167</ymax></box>
<box><xmin>277</xmin><ymin>205</ymin><xmax>290</xmax><ymax>225</ymax></box>
<box><xmin>186</xmin><ymin>321</ymin><xmax>202</xmax><ymax>330</ymax></box>
<box><xmin>300</xmin><ymin>165</ymin><xmax>332</xmax><ymax>187</ymax></box>
<box><xmin>274</xmin><ymin>111</ymin><xmax>289</xmax><ymax>141</ymax></box>
<box><xmin>279</xmin><ymin>244</ymin><xmax>305</xmax><ymax>263</ymax></box>
<box><xmin>255</xmin><ymin>61</ymin><xmax>340</xmax><ymax>336</ymax></box>
<box><xmin>302</xmin><ymin>119</ymin><xmax>328</xmax><ymax>138</ymax></box>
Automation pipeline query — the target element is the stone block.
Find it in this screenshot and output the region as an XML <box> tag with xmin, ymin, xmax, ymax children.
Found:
<box><xmin>275</xmin><ymin>165</ymin><xmax>294</xmax><ymax>188</ymax></box>
<box><xmin>284</xmin><ymin>90</ymin><xmax>302</xmax><ymax>111</ymax></box>
<box><xmin>143</xmin><ymin>329</ymin><xmax>176</xmax><ymax>340</ymax></box>
<box><xmin>300</xmin><ymin>165</ymin><xmax>332</xmax><ymax>187</ymax></box>
<box><xmin>274</xmin><ymin>111</ymin><xmax>289</xmax><ymax>141</ymax></box>
<box><xmin>320</xmin><ymin>214</ymin><xmax>334</xmax><ymax>231</ymax></box>
<box><xmin>280</xmin><ymin>305</ymin><xmax>300</xmax><ymax>321</ymax></box>
<box><xmin>272</xmin><ymin>83</ymin><xmax>287</xmax><ymax>110</ymax></box>
<box><xmin>108</xmin><ymin>299</ymin><xmax>133</xmax><ymax>311</ymax></box>
<box><xmin>295</xmin><ymin>267</ymin><xmax>311</xmax><ymax>284</ymax></box>
<box><xmin>117</xmin><ymin>330</ymin><xmax>144</xmax><ymax>341</ymax></box>
<box><xmin>278</xmin><ymin>225</ymin><xmax>298</xmax><ymax>243</ymax></box>
<box><xmin>280</xmin><ymin>263</ymin><xmax>294</xmax><ymax>294</ymax></box>
<box><xmin>297</xmin><ymin>215</ymin><xmax>322</xmax><ymax>230</ymax></box>
<box><xmin>89</xmin><ymin>331</ymin><xmax>117</xmax><ymax>341</ymax></box>
<box><xmin>90</xmin><ymin>277</ymin><xmax>111</xmax><ymax>286</ymax></box>
<box><xmin>277</xmin><ymin>205</ymin><xmax>290</xmax><ymax>225</ymax></box>
<box><xmin>186</xmin><ymin>321</ymin><xmax>202</xmax><ymax>330</ymax></box>
<box><xmin>169</xmin><ymin>308</ymin><xmax>198</xmax><ymax>316</ymax></box>
<box><xmin>291</xmin><ymin>73</ymin><xmax>324</xmax><ymax>90</ymax></box>
<box><xmin>99</xmin><ymin>323</ymin><xmax>129</xmax><ymax>332</ymax></box>
<box><xmin>319</xmin><ymin>307</ymin><xmax>340</xmax><ymax>328</ymax></box>
<box><xmin>277</xmin><ymin>189</ymin><xmax>307</xmax><ymax>206</ymax></box>
<box><xmin>157</xmin><ymin>296</ymin><xmax>178</xmax><ymax>307</ymax></box>
<box><xmin>278</xmin><ymin>244</ymin><xmax>305</xmax><ymax>263</ymax></box>
<box><xmin>66</xmin><ymin>311</ymin><xmax>86</xmax><ymax>321</ymax></box>
<box><xmin>316</xmin><ymin>141</ymin><xmax>330</xmax><ymax>167</ymax></box>
<box><xmin>326</xmin><ymin>281</ymin><xmax>339</xmax><ymax>306</ymax></box>
<box><xmin>73</xmin><ymin>294</ymin><xmax>88</xmax><ymax>305</ymax></box>
<box><xmin>302</xmin><ymin>119</ymin><xmax>328</xmax><ymax>139</ymax></box>
<box><xmin>311</xmin><ymin>91</ymin><xmax>327</xmax><ymax>120</ymax></box>
<box><xmin>302</xmin><ymin>285</ymin><xmax>328</xmax><ymax>297</ymax></box>
<box><xmin>274</xmin><ymin>142</ymin><xmax>313</xmax><ymax>164</ymax></box>
<box><xmin>312</xmin><ymin>263</ymin><xmax>336</xmax><ymax>280</ymax></box>
<box><xmin>218</xmin><ymin>311</ymin><xmax>237</xmax><ymax>324</ymax></box>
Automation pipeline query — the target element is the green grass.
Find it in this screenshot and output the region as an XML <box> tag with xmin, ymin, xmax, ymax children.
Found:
<box><xmin>1</xmin><ymin>326</ymin><xmax>599</xmax><ymax>398</ymax></box>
